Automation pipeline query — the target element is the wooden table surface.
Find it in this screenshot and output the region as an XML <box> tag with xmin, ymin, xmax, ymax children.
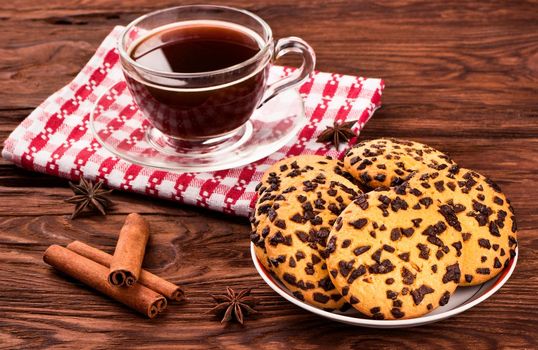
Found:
<box><xmin>1</xmin><ymin>1</ymin><xmax>537</xmax><ymax>349</ymax></box>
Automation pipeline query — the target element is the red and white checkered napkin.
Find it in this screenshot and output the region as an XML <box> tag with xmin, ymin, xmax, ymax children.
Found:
<box><xmin>2</xmin><ymin>26</ymin><xmax>384</xmax><ymax>217</ymax></box>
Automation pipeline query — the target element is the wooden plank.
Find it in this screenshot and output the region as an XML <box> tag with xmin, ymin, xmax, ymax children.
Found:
<box><xmin>0</xmin><ymin>214</ymin><xmax>536</xmax><ymax>348</ymax></box>
<box><xmin>0</xmin><ymin>1</ymin><xmax>537</xmax><ymax>108</ymax></box>
<box><xmin>0</xmin><ymin>0</ymin><xmax>537</xmax><ymax>348</ymax></box>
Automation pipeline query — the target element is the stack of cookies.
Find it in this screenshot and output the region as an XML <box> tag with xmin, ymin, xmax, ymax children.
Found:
<box><xmin>251</xmin><ymin>138</ymin><xmax>518</xmax><ymax>320</ymax></box>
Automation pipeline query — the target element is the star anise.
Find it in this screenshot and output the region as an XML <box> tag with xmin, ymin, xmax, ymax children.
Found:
<box><xmin>316</xmin><ymin>120</ymin><xmax>358</xmax><ymax>150</ymax></box>
<box><xmin>64</xmin><ymin>177</ymin><xmax>113</xmax><ymax>219</ymax></box>
<box><xmin>209</xmin><ymin>287</ymin><xmax>258</xmax><ymax>325</ymax></box>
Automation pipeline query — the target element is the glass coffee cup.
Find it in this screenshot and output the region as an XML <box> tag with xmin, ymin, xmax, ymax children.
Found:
<box><xmin>118</xmin><ymin>5</ymin><xmax>315</xmax><ymax>152</ymax></box>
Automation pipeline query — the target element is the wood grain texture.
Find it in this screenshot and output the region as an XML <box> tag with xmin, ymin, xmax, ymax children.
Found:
<box><xmin>0</xmin><ymin>0</ymin><xmax>537</xmax><ymax>349</ymax></box>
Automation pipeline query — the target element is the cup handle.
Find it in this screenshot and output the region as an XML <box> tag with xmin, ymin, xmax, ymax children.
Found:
<box><xmin>260</xmin><ymin>36</ymin><xmax>316</xmax><ymax>105</ymax></box>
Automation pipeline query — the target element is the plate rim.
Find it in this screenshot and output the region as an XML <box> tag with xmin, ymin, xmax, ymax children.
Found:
<box><xmin>250</xmin><ymin>242</ymin><xmax>518</xmax><ymax>327</ymax></box>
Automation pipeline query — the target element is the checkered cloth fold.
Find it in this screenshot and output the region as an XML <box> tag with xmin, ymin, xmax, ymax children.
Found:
<box><xmin>2</xmin><ymin>26</ymin><xmax>384</xmax><ymax>217</ymax></box>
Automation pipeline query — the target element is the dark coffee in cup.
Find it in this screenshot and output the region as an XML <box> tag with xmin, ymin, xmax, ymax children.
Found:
<box><xmin>125</xmin><ymin>21</ymin><xmax>268</xmax><ymax>140</ymax></box>
<box><xmin>131</xmin><ymin>24</ymin><xmax>260</xmax><ymax>72</ymax></box>
<box><xmin>119</xmin><ymin>6</ymin><xmax>315</xmax><ymax>152</ymax></box>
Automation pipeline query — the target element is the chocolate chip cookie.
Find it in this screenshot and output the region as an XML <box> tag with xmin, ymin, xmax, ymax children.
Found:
<box><xmin>326</xmin><ymin>183</ymin><xmax>462</xmax><ymax>319</ymax></box>
<box><xmin>407</xmin><ymin>167</ymin><xmax>518</xmax><ymax>286</ymax></box>
<box><xmin>254</xmin><ymin>155</ymin><xmax>357</xmax><ymax>222</ymax></box>
<box><xmin>260</xmin><ymin>179</ymin><xmax>360</xmax><ymax>309</ymax></box>
<box><xmin>251</xmin><ymin>155</ymin><xmax>359</xmax><ymax>270</ymax></box>
<box><xmin>343</xmin><ymin>138</ymin><xmax>455</xmax><ymax>188</ymax></box>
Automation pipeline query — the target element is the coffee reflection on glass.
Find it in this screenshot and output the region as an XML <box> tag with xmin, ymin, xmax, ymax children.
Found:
<box><xmin>119</xmin><ymin>5</ymin><xmax>315</xmax><ymax>149</ymax></box>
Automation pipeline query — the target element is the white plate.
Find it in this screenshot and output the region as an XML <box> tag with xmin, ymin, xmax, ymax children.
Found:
<box><xmin>251</xmin><ymin>243</ymin><xmax>517</xmax><ymax>328</ymax></box>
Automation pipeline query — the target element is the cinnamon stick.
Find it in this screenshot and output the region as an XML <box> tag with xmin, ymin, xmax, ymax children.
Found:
<box><xmin>67</xmin><ymin>240</ymin><xmax>184</xmax><ymax>301</ymax></box>
<box><xmin>43</xmin><ymin>245</ymin><xmax>167</xmax><ymax>318</ymax></box>
<box><xmin>109</xmin><ymin>213</ymin><xmax>150</xmax><ymax>287</ymax></box>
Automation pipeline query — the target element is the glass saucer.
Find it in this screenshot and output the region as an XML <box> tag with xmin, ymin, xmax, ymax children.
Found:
<box><xmin>89</xmin><ymin>81</ymin><xmax>307</xmax><ymax>172</ymax></box>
